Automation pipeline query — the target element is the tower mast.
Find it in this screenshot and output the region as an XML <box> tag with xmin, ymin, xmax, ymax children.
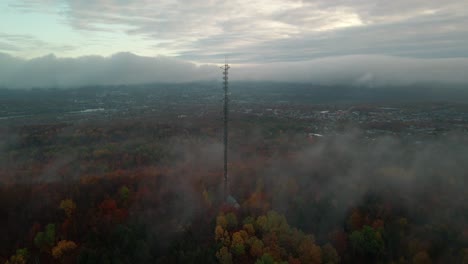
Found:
<box><xmin>221</xmin><ymin>58</ymin><xmax>230</xmax><ymax>201</ymax></box>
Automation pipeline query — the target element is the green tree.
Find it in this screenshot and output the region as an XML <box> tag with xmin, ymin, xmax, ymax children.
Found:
<box><xmin>34</xmin><ymin>224</ymin><xmax>56</xmax><ymax>252</ymax></box>
<box><xmin>119</xmin><ymin>186</ymin><xmax>130</xmax><ymax>201</ymax></box>
<box><xmin>350</xmin><ymin>225</ymin><xmax>385</xmax><ymax>259</ymax></box>
<box><xmin>322</xmin><ymin>243</ymin><xmax>340</xmax><ymax>264</ymax></box>
<box><xmin>225</xmin><ymin>213</ymin><xmax>238</xmax><ymax>230</ymax></box>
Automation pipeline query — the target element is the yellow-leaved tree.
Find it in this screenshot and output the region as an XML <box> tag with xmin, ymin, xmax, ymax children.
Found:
<box><xmin>59</xmin><ymin>199</ymin><xmax>76</xmax><ymax>218</ymax></box>
<box><xmin>52</xmin><ymin>240</ymin><xmax>77</xmax><ymax>262</ymax></box>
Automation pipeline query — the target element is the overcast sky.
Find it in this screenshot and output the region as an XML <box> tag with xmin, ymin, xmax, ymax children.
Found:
<box><xmin>1</xmin><ymin>0</ymin><xmax>468</xmax><ymax>87</ymax></box>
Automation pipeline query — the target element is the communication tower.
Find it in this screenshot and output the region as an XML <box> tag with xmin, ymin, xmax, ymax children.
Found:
<box><xmin>220</xmin><ymin>58</ymin><xmax>230</xmax><ymax>201</ymax></box>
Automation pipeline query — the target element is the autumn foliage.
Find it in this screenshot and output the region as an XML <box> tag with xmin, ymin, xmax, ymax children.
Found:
<box><xmin>1</xmin><ymin>117</ymin><xmax>468</xmax><ymax>264</ymax></box>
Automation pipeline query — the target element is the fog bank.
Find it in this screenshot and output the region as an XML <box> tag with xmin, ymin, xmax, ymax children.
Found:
<box><xmin>1</xmin><ymin>52</ymin><xmax>468</xmax><ymax>88</ymax></box>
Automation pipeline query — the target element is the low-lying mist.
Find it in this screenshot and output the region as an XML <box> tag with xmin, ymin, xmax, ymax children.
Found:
<box><xmin>240</xmin><ymin>130</ymin><xmax>468</xmax><ymax>238</ymax></box>
<box><xmin>1</xmin><ymin>117</ymin><xmax>467</xmax><ymax>262</ymax></box>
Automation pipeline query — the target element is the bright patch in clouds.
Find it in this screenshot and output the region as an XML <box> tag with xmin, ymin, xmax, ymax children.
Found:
<box><xmin>314</xmin><ymin>10</ymin><xmax>365</xmax><ymax>31</ymax></box>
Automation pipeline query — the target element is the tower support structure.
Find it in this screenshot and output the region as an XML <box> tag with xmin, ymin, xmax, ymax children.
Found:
<box><xmin>220</xmin><ymin>61</ymin><xmax>230</xmax><ymax>201</ymax></box>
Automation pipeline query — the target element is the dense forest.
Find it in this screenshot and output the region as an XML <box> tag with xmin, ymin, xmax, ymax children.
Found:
<box><xmin>1</xmin><ymin>113</ymin><xmax>468</xmax><ymax>264</ymax></box>
<box><xmin>2</xmin><ymin>0</ymin><xmax>468</xmax><ymax>261</ymax></box>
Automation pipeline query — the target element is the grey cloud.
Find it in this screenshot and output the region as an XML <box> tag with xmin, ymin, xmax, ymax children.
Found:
<box><xmin>181</xmin><ymin>13</ymin><xmax>468</xmax><ymax>63</ymax></box>
<box><xmin>0</xmin><ymin>42</ymin><xmax>20</xmax><ymax>51</ymax></box>
<box><xmin>174</xmin><ymin>1</ymin><xmax>468</xmax><ymax>63</ymax></box>
<box><xmin>0</xmin><ymin>33</ymin><xmax>77</xmax><ymax>57</ymax></box>
<box><xmin>12</xmin><ymin>0</ymin><xmax>466</xmax><ymax>63</ymax></box>
<box><xmin>0</xmin><ymin>33</ymin><xmax>45</xmax><ymax>50</ymax></box>
<box><xmin>1</xmin><ymin>52</ymin><xmax>468</xmax><ymax>88</ymax></box>
<box><xmin>232</xmin><ymin>55</ymin><xmax>468</xmax><ymax>86</ymax></box>
<box><xmin>305</xmin><ymin>0</ymin><xmax>466</xmax><ymax>22</ymax></box>
<box><xmin>0</xmin><ymin>52</ymin><xmax>219</xmax><ymax>88</ymax></box>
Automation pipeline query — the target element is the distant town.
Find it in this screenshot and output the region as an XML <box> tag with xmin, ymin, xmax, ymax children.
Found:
<box><xmin>1</xmin><ymin>83</ymin><xmax>467</xmax><ymax>141</ymax></box>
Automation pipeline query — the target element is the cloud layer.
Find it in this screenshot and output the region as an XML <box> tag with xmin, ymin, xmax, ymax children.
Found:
<box><xmin>1</xmin><ymin>52</ymin><xmax>468</xmax><ymax>88</ymax></box>
<box><xmin>3</xmin><ymin>0</ymin><xmax>468</xmax><ymax>63</ymax></box>
<box><xmin>0</xmin><ymin>52</ymin><xmax>218</xmax><ymax>88</ymax></box>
